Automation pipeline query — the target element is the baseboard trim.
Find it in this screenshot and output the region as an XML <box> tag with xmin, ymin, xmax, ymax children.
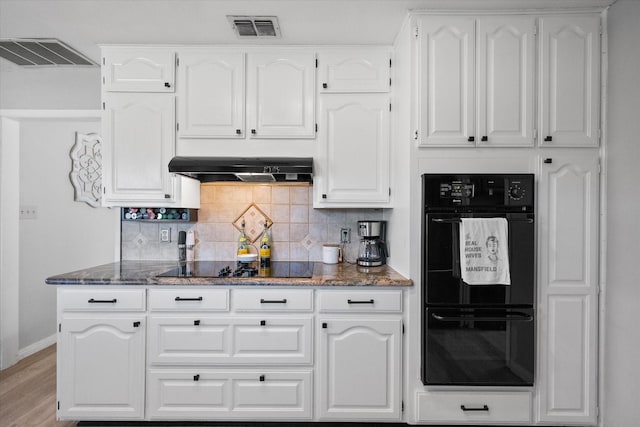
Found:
<box><xmin>17</xmin><ymin>334</ymin><xmax>56</xmax><ymax>360</ymax></box>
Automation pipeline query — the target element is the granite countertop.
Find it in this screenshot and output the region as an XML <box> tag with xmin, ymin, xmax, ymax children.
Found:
<box><xmin>45</xmin><ymin>260</ymin><xmax>413</xmax><ymax>287</ymax></box>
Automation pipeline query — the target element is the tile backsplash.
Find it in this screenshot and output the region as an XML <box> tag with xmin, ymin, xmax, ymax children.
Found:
<box><xmin>121</xmin><ymin>183</ymin><xmax>383</xmax><ymax>263</ymax></box>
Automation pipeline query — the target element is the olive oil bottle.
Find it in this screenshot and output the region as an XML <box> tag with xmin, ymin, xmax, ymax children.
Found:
<box><xmin>259</xmin><ymin>221</ymin><xmax>271</xmax><ymax>268</ymax></box>
<box><xmin>237</xmin><ymin>219</ymin><xmax>249</xmax><ymax>256</ymax></box>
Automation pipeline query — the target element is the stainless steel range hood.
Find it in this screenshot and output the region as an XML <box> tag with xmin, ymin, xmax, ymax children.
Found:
<box><xmin>168</xmin><ymin>157</ymin><xmax>313</xmax><ymax>183</ymax></box>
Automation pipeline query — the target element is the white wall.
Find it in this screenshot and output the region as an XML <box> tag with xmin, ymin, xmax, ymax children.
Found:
<box><xmin>0</xmin><ymin>67</ymin><xmax>100</xmax><ymax>110</ymax></box>
<box><xmin>603</xmin><ymin>1</ymin><xmax>640</xmax><ymax>425</ymax></box>
<box><xmin>16</xmin><ymin>118</ymin><xmax>118</xmax><ymax>352</ymax></box>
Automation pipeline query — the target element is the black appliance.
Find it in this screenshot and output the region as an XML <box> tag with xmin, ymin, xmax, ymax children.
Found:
<box><xmin>168</xmin><ymin>156</ymin><xmax>313</xmax><ymax>183</ymax></box>
<box><xmin>421</xmin><ymin>173</ymin><xmax>535</xmax><ymax>387</ymax></box>
<box><xmin>158</xmin><ymin>261</ymin><xmax>314</xmax><ymax>279</ymax></box>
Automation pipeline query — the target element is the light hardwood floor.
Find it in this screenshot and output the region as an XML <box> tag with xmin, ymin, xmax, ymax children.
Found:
<box><xmin>0</xmin><ymin>344</ymin><xmax>76</xmax><ymax>427</ymax></box>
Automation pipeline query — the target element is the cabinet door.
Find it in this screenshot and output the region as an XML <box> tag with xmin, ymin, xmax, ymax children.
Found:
<box><xmin>539</xmin><ymin>14</ymin><xmax>601</xmax><ymax>147</ymax></box>
<box><xmin>477</xmin><ymin>16</ymin><xmax>535</xmax><ymax>147</ymax></box>
<box><xmin>103</xmin><ymin>48</ymin><xmax>175</xmax><ymax>92</ymax></box>
<box><xmin>537</xmin><ymin>153</ymin><xmax>599</xmax><ymax>424</ymax></box>
<box><xmin>417</xmin><ymin>16</ymin><xmax>475</xmax><ymax>146</ymax></box>
<box><xmin>102</xmin><ymin>92</ymin><xmax>176</xmax><ymax>204</ymax></box>
<box><xmin>177</xmin><ymin>51</ymin><xmax>245</xmax><ymax>138</ymax></box>
<box><xmin>316</xmin><ymin>93</ymin><xmax>390</xmax><ymax>206</ymax></box>
<box><xmin>246</xmin><ymin>51</ymin><xmax>316</xmax><ymax>138</ymax></box>
<box><xmin>58</xmin><ymin>317</ymin><xmax>145</xmax><ymax>420</ymax></box>
<box><xmin>318</xmin><ymin>50</ymin><xmax>391</xmax><ymax>93</ymax></box>
<box><xmin>318</xmin><ymin>318</ymin><xmax>402</xmax><ymax>420</ymax></box>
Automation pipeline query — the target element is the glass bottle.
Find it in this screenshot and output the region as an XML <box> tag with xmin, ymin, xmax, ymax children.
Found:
<box><xmin>237</xmin><ymin>219</ymin><xmax>249</xmax><ymax>256</ymax></box>
<box><xmin>259</xmin><ymin>221</ymin><xmax>271</xmax><ymax>268</ymax></box>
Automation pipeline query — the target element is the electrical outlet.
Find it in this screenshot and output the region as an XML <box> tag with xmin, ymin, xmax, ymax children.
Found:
<box><xmin>160</xmin><ymin>228</ymin><xmax>171</xmax><ymax>242</ymax></box>
<box><xmin>340</xmin><ymin>228</ymin><xmax>351</xmax><ymax>244</ymax></box>
<box><xmin>19</xmin><ymin>205</ymin><xmax>38</xmax><ymax>220</ymax></box>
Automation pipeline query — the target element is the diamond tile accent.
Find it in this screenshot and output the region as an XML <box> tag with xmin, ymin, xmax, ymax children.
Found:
<box><xmin>233</xmin><ymin>203</ymin><xmax>273</xmax><ymax>243</ymax></box>
<box><xmin>301</xmin><ymin>233</ymin><xmax>315</xmax><ymax>251</ymax></box>
<box><xmin>134</xmin><ymin>233</ymin><xmax>147</xmax><ymax>248</ymax></box>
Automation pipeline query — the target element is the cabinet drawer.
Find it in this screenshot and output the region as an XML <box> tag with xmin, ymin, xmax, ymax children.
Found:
<box><xmin>416</xmin><ymin>391</ymin><xmax>532</xmax><ymax>424</ymax></box>
<box><xmin>318</xmin><ymin>290</ymin><xmax>402</xmax><ymax>313</ymax></box>
<box><xmin>147</xmin><ymin>369</ymin><xmax>313</xmax><ymax>420</ymax></box>
<box><xmin>233</xmin><ymin>289</ymin><xmax>313</xmax><ymax>312</ymax></box>
<box><xmin>148</xmin><ymin>288</ymin><xmax>229</xmax><ymax>311</ymax></box>
<box><xmin>148</xmin><ymin>316</ymin><xmax>313</xmax><ymax>365</ymax></box>
<box><xmin>58</xmin><ymin>288</ymin><xmax>145</xmax><ymax>312</ymax></box>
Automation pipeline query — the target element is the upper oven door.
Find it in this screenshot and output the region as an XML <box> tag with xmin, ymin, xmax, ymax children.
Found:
<box><xmin>423</xmin><ymin>212</ymin><xmax>535</xmax><ymax>306</ymax></box>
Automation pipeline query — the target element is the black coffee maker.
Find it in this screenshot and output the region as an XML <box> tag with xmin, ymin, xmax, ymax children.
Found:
<box><xmin>356</xmin><ymin>221</ymin><xmax>388</xmax><ymax>266</ymax></box>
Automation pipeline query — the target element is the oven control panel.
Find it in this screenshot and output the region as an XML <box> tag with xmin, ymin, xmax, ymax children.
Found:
<box><xmin>439</xmin><ymin>182</ymin><xmax>475</xmax><ymax>199</ymax></box>
<box><xmin>425</xmin><ymin>174</ymin><xmax>534</xmax><ymax>209</ymax></box>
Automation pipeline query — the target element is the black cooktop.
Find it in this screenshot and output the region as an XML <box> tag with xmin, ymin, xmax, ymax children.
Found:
<box><xmin>157</xmin><ymin>261</ymin><xmax>314</xmax><ymax>279</ymax></box>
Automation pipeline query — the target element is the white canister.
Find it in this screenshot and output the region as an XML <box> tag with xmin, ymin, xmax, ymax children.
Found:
<box><xmin>322</xmin><ymin>244</ymin><xmax>341</xmax><ymax>264</ymax></box>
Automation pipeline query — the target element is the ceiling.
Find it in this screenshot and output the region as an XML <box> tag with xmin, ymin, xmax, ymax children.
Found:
<box><xmin>0</xmin><ymin>0</ymin><xmax>615</xmax><ymax>68</ymax></box>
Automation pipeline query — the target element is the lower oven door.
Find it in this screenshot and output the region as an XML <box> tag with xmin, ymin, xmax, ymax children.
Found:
<box><xmin>423</xmin><ymin>307</ymin><xmax>534</xmax><ymax>386</ymax></box>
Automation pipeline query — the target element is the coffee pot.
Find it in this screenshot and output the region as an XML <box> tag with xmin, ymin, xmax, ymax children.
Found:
<box><xmin>357</xmin><ymin>221</ymin><xmax>388</xmax><ymax>267</ymax></box>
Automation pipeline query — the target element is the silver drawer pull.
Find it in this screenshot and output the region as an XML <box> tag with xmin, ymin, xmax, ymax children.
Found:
<box><xmin>460</xmin><ymin>404</ymin><xmax>489</xmax><ymax>412</ymax></box>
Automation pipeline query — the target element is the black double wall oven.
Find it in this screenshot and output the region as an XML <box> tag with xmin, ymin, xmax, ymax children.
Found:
<box><xmin>421</xmin><ymin>174</ymin><xmax>535</xmax><ymax>387</ymax></box>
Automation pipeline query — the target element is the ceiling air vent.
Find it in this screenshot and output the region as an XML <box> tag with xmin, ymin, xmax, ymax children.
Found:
<box><xmin>227</xmin><ymin>16</ymin><xmax>281</xmax><ymax>38</ymax></box>
<box><xmin>0</xmin><ymin>38</ymin><xmax>97</xmax><ymax>67</ymax></box>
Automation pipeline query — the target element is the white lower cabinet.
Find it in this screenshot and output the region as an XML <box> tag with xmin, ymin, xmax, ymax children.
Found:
<box><xmin>146</xmin><ymin>287</ymin><xmax>315</xmax><ymax>421</ymax></box>
<box><xmin>536</xmin><ymin>153</ymin><xmax>600</xmax><ymax>424</ymax></box>
<box><xmin>316</xmin><ymin>289</ymin><xmax>403</xmax><ymax>421</ymax></box>
<box><xmin>57</xmin><ymin>288</ymin><xmax>146</xmax><ymax>421</ymax></box>
<box><xmin>416</xmin><ymin>391</ymin><xmax>532</xmax><ymax>424</ymax></box>
<box><xmin>57</xmin><ymin>287</ymin><xmax>406</xmax><ymax>422</ymax></box>
<box><xmin>147</xmin><ymin>369</ymin><xmax>313</xmax><ymax>420</ymax></box>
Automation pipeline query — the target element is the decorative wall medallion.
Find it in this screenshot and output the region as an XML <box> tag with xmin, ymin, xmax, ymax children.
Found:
<box><xmin>233</xmin><ymin>203</ymin><xmax>273</xmax><ymax>243</ymax></box>
<box><xmin>69</xmin><ymin>132</ymin><xmax>102</xmax><ymax>207</ymax></box>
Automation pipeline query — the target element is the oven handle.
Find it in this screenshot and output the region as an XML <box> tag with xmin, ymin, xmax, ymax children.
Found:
<box><xmin>432</xmin><ymin>218</ymin><xmax>534</xmax><ymax>224</ymax></box>
<box><xmin>431</xmin><ymin>312</ymin><xmax>533</xmax><ymax>322</ymax></box>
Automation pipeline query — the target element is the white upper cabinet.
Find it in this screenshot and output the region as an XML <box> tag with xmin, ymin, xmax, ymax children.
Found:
<box><xmin>539</xmin><ymin>14</ymin><xmax>601</xmax><ymax>147</ymax></box>
<box><xmin>246</xmin><ymin>51</ymin><xmax>316</xmax><ymax>138</ymax></box>
<box><xmin>315</xmin><ymin>93</ymin><xmax>390</xmax><ymax>207</ymax></box>
<box><xmin>102</xmin><ymin>92</ymin><xmax>177</xmax><ymax>205</ymax></box>
<box><xmin>416</xmin><ymin>13</ymin><xmax>600</xmax><ymax>148</ymax></box>
<box><xmin>318</xmin><ymin>50</ymin><xmax>391</xmax><ymax>93</ymax></box>
<box><xmin>416</xmin><ymin>16</ymin><xmax>475</xmax><ymax>147</ymax></box>
<box><xmin>477</xmin><ymin>16</ymin><xmax>536</xmax><ymax>147</ymax></box>
<box><xmin>416</xmin><ymin>15</ymin><xmax>535</xmax><ymax>147</ymax></box>
<box><xmin>177</xmin><ymin>51</ymin><xmax>245</xmax><ymax>138</ymax></box>
<box><xmin>101</xmin><ymin>47</ymin><xmax>200</xmax><ymax>208</ymax></box>
<box><xmin>103</xmin><ymin>48</ymin><xmax>175</xmax><ymax>92</ymax></box>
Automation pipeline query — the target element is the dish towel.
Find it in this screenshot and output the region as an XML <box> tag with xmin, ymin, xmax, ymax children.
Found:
<box><xmin>460</xmin><ymin>218</ymin><xmax>511</xmax><ymax>285</ymax></box>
